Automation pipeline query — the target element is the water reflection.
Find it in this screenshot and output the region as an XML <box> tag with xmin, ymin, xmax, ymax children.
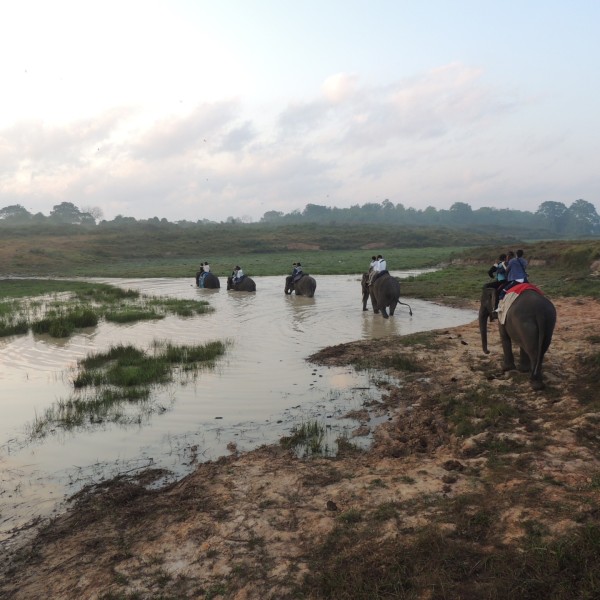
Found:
<box><xmin>360</xmin><ymin>311</ymin><xmax>401</xmax><ymax>339</ymax></box>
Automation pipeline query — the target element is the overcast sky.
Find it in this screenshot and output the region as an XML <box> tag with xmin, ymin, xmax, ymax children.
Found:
<box><xmin>1</xmin><ymin>0</ymin><xmax>598</xmax><ymax>222</ymax></box>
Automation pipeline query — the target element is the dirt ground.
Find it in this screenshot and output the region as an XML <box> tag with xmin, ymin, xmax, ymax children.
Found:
<box><xmin>1</xmin><ymin>297</ymin><xmax>599</xmax><ymax>599</ymax></box>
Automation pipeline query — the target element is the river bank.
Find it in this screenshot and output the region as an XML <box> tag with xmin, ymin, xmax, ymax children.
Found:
<box><xmin>1</xmin><ymin>296</ymin><xmax>599</xmax><ymax>599</ymax></box>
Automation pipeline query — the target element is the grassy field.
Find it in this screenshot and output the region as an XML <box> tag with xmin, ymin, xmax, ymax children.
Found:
<box><xmin>0</xmin><ymin>222</ymin><xmax>508</xmax><ymax>277</ymax></box>
<box><xmin>1</xmin><ymin>246</ymin><xmax>466</xmax><ymax>278</ymax></box>
<box><xmin>2</xmin><ymin>240</ymin><xmax>598</xmax><ymax>301</ymax></box>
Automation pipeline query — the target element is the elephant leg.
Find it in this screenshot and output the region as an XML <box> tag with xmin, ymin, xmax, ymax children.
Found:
<box><xmin>380</xmin><ymin>305</ymin><xmax>389</xmax><ymax>319</ymax></box>
<box><xmin>370</xmin><ymin>292</ymin><xmax>380</xmax><ymax>314</ymax></box>
<box><xmin>389</xmin><ymin>299</ymin><xmax>398</xmax><ymax>316</ymax></box>
<box><xmin>500</xmin><ymin>328</ymin><xmax>516</xmax><ymax>371</ymax></box>
<box><xmin>518</xmin><ymin>347</ymin><xmax>531</xmax><ymax>373</ymax></box>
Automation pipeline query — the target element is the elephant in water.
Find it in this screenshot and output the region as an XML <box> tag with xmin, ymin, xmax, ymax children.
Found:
<box><xmin>479</xmin><ymin>285</ymin><xmax>556</xmax><ymax>390</ymax></box>
<box><xmin>285</xmin><ymin>274</ymin><xmax>316</xmax><ymax>297</ymax></box>
<box><xmin>195</xmin><ymin>272</ymin><xmax>220</xmax><ymax>289</ymax></box>
<box><xmin>362</xmin><ymin>272</ymin><xmax>412</xmax><ymax>318</ymax></box>
<box><xmin>227</xmin><ymin>276</ymin><xmax>256</xmax><ymax>292</ymax></box>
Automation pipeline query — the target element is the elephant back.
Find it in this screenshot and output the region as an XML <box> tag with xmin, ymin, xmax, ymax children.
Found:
<box><xmin>204</xmin><ymin>273</ymin><xmax>220</xmax><ymax>289</ymax></box>
<box><xmin>373</xmin><ymin>273</ymin><xmax>400</xmax><ymax>296</ymax></box>
<box><xmin>298</xmin><ymin>275</ymin><xmax>316</xmax><ymax>297</ymax></box>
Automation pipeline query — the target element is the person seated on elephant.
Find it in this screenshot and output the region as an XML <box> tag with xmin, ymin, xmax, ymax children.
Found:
<box><xmin>293</xmin><ymin>262</ymin><xmax>304</xmax><ymax>283</ymax></box>
<box><xmin>369</xmin><ymin>254</ymin><xmax>387</xmax><ymax>285</ymax></box>
<box><xmin>198</xmin><ymin>261</ymin><xmax>210</xmax><ymax>286</ymax></box>
<box><xmin>486</xmin><ymin>254</ymin><xmax>507</xmax><ymax>286</ymax></box>
<box><xmin>502</xmin><ymin>249</ymin><xmax>528</xmax><ymax>294</ymax></box>
<box><xmin>485</xmin><ymin>253</ymin><xmax>508</xmax><ymax>319</ymax></box>
<box><xmin>232</xmin><ymin>266</ymin><xmax>244</xmax><ymax>284</ymax></box>
<box><xmin>369</xmin><ymin>255</ymin><xmax>377</xmax><ymax>273</ymax></box>
<box><xmin>508</xmin><ymin>249</ymin><xmax>528</xmax><ymax>283</ymax></box>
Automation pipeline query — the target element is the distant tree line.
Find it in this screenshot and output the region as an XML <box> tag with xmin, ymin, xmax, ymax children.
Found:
<box><xmin>260</xmin><ymin>199</ymin><xmax>600</xmax><ymax>237</ymax></box>
<box><xmin>1</xmin><ymin>199</ymin><xmax>599</xmax><ymax>237</ymax></box>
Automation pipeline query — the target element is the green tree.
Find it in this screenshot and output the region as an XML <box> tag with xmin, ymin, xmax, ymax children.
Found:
<box><xmin>565</xmin><ymin>199</ymin><xmax>600</xmax><ymax>236</ymax></box>
<box><xmin>49</xmin><ymin>202</ymin><xmax>95</xmax><ymax>225</ymax></box>
<box><xmin>302</xmin><ymin>204</ymin><xmax>331</xmax><ymax>222</ymax></box>
<box><xmin>535</xmin><ymin>201</ymin><xmax>569</xmax><ymax>234</ymax></box>
<box><xmin>0</xmin><ymin>204</ymin><xmax>32</xmax><ymax>223</ymax></box>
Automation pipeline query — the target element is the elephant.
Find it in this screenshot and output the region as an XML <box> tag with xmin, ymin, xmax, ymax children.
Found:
<box><xmin>285</xmin><ymin>274</ymin><xmax>316</xmax><ymax>297</ymax></box>
<box><xmin>479</xmin><ymin>285</ymin><xmax>556</xmax><ymax>390</ymax></box>
<box><xmin>227</xmin><ymin>276</ymin><xmax>256</xmax><ymax>292</ymax></box>
<box><xmin>195</xmin><ymin>271</ymin><xmax>220</xmax><ymax>289</ymax></box>
<box><xmin>361</xmin><ymin>272</ymin><xmax>412</xmax><ymax>318</ymax></box>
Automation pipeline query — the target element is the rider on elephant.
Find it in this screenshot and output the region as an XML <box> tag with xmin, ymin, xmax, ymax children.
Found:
<box><xmin>368</xmin><ymin>254</ymin><xmax>387</xmax><ymax>285</ymax></box>
<box><xmin>484</xmin><ymin>253</ymin><xmax>508</xmax><ymax>317</ymax></box>
<box><xmin>293</xmin><ymin>262</ymin><xmax>304</xmax><ymax>282</ymax></box>
<box><xmin>198</xmin><ymin>261</ymin><xmax>210</xmax><ymax>286</ymax></box>
<box><xmin>231</xmin><ymin>266</ymin><xmax>244</xmax><ymax>284</ymax></box>
<box><xmin>286</xmin><ymin>262</ymin><xmax>305</xmax><ymax>288</ymax></box>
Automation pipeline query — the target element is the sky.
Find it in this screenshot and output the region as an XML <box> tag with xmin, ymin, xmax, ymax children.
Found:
<box><xmin>1</xmin><ymin>0</ymin><xmax>599</xmax><ymax>223</ymax></box>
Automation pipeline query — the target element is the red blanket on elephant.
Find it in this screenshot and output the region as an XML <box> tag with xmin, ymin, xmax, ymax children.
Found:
<box><xmin>506</xmin><ymin>283</ymin><xmax>544</xmax><ymax>296</ymax></box>
<box><xmin>497</xmin><ymin>283</ymin><xmax>544</xmax><ymax>325</ymax></box>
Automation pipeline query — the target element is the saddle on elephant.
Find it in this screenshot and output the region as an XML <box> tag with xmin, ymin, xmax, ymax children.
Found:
<box><xmin>293</xmin><ymin>272</ymin><xmax>309</xmax><ymax>283</ymax></box>
<box><xmin>371</xmin><ymin>269</ymin><xmax>389</xmax><ymax>284</ymax></box>
<box><xmin>496</xmin><ymin>283</ymin><xmax>545</xmax><ymax>325</ymax></box>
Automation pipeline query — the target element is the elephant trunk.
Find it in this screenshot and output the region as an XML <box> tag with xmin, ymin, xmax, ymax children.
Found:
<box><xmin>479</xmin><ymin>309</ymin><xmax>490</xmax><ymax>354</ymax></box>
<box><xmin>479</xmin><ymin>287</ymin><xmax>492</xmax><ymax>354</ymax></box>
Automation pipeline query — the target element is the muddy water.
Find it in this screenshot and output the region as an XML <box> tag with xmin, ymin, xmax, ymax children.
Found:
<box><xmin>0</xmin><ymin>273</ymin><xmax>476</xmax><ymax>544</ymax></box>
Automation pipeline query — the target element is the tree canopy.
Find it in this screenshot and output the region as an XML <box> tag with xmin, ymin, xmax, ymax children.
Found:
<box><xmin>0</xmin><ymin>199</ymin><xmax>598</xmax><ymax>238</ymax></box>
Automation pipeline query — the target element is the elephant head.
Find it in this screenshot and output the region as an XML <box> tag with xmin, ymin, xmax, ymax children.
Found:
<box><xmin>479</xmin><ymin>285</ymin><xmax>556</xmax><ymax>390</ymax></box>
<box><xmin>361</xmin><ymin>273</ymin><xmax>370</xmax><ymax>311</ymax></box>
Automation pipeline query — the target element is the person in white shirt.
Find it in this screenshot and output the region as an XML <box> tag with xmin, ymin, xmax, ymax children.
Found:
<box><xmin>369</xmin><ymin>254</ymin><xmax>387</xmax><ymax>284</ymax></box>
<box><xmin>232</xmin><ymin>266</ymin><xmax>244</xmax><ymax>284</ymax></box>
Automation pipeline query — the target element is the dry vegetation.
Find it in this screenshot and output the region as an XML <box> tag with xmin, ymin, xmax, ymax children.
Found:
<box><xmin>1</xmin><ymin>296</ymin><xmax>599</xmax><ymax>599</ymax></box>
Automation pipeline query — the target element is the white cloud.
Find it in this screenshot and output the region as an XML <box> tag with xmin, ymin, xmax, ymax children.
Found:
<box><xmin>0</xmin><ymin>61</ymin><xmax>597</xmax><ymax>221</ymax></box>
<box><xmin>322</xmin><ymin>73</ymin><xmax>358</xmax><ymax>103</ymax></box>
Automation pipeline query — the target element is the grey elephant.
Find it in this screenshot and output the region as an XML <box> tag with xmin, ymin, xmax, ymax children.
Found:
<box><xmin>285</xmin><ymin>274</ymin><xmax>316</xmax><ymax>297</ymax></box>
<box><xmin>479</xmin><ymin>286</ymin><xmax>556</xmax><ymax>390</ymax></box>
<box><xmin>195</xmin><ymin>271</ymin><xmax>220</xmax><ymax>289</ymax></box>
<box><xmin>227</xmin><ymin>275</ymin><xmax>256</xmax><ymax>292</ymax></box>
<box><xmin>361</xmin><ymin>272</ymin><xmax>412</xmax><ymax>318</ymax></box>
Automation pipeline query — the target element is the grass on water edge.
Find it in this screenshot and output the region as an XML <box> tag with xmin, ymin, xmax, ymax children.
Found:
<box><xmin>27</xmin><ymin>340</ymin><xmax>229</xmax><ymax>439</ymax></box>
<box><xmin>0</xmin><ymin>281</ymin><xmax>212</xmax><ymax>338</ymax></box>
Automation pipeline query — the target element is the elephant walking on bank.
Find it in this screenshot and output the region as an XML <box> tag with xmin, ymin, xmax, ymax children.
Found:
<box><xmin>227</xmin><ymin>276</ymin><xmax>256</xmax><ymax>292</ymax></box>
<box><xmin>479</xmin><ymin>286</ymin><xmax>556</xmax><ymax>390</ymax></box>
<box><xmin>285</xmin><ymin>274</ymin><xmax>316</xmax><ymax>297</ymax></box>
<box><xmin>361</xmin><ymin>272</ymin><xmax>412</xmax><ymax>318</ymax></box>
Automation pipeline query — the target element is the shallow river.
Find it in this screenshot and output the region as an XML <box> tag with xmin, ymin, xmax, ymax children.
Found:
<box><xmin>0</xmin><ymin>273</ymin><xmax>476</xmax><ymax>544</ymax></box>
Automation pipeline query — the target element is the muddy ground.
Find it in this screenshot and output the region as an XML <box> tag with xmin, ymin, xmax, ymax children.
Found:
<box><xmin>1</xmin><ymin>297</ymin><xmax>599</xmax><ymax>599</ymax></box>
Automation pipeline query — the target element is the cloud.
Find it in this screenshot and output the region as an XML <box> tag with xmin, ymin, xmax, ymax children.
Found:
<box><xmin>0</xmin><ymin>107</ymin><xmax>131</xmax><ymax>172</ymax></box>
<box><xmin>1</xmin><ymin>61</ymin><xmax>594</xmax><ymax>221</ymax></box>
<box><xmin>218</xmin><ymin>121</ymin><xmax>258</xmax><ymax>153</ymax></box>
<box><xmin>322</xmin><ymin>72</ymin><xmax>358</xmax><ymax>103</ymax></box>
<box><xmin>132</xmin><ymin>101</ymin><xmax>241</xmax><ymax>160</ymax></box>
